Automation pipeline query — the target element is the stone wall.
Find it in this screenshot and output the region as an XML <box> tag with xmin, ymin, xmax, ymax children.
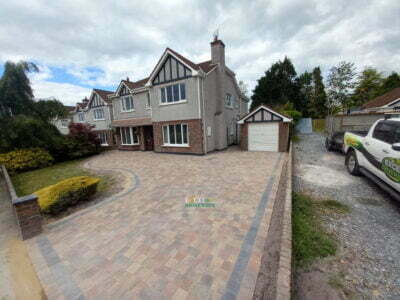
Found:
<box><xmin>153</xmin><ymin>119</ymin><xmax>204</xmax><ymax>154</ymax></box>
<box><xmin>1</xmin><ymin>165</ymin><xmax>42</xmax><ymax>240</ymax></box>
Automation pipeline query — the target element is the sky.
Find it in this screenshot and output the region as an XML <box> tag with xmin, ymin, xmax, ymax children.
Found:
<box><xmin>0</xmin><ymin>0</ymin><xmax>399</xmax><ymax>106</ymax></box>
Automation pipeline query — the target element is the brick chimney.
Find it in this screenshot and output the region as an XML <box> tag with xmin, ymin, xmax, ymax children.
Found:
<box><xmin>211</xmin><ymin>38</ymin><xmax>225</xmax><ymax>67</ymax></box>
<box><xmin>211</xmin><ymin>37</ymin><xmax>227</xmax><ymax>150</ymax></box>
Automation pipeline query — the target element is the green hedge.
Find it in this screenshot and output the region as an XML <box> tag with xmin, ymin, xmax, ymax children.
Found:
<box><xmin>35</xmin><ymin>176</ymin><xmax>100</xmax><ymax>214</ymax></box>
<box><xmin>0</xmin><ymin>148</ymin><xmax>54</xmax><ymax>173</ymax></box>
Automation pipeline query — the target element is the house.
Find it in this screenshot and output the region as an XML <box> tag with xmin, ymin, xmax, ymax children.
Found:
<box><xmin>53</xmin><ymin>105</ymin><xmax>75</xmax><ymax>135</ymax></box>
<box><xmin>361</xmin><ymin>87</ymin><xmax>400</xmax><ymax>114</ymax></box>
<box><xmin>72</xmin><ymin>89</ymin><xmax>114</xmax><ymax>146</ymax></box>
<box><xmin>109</xmin><ymin>38</ymin><xmax>249</xmax><ymax>154</ymax></box>
<box><xmin>238</xmin><ymin>105</ymin><xmax>291</xmax><ymax>152</ymax></box>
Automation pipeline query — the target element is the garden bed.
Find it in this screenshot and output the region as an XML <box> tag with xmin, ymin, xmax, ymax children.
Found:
<box><xmin>11</xmin><ymin>158</ymin><xmax>122</xmax><ymax>223</ymax></box>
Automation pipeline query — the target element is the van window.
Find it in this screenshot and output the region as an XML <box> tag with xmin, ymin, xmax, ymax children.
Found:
<box><xmin>373</xmin><ymin>122</ymin><xmax>393</xmax><ymax>144</ymax></box>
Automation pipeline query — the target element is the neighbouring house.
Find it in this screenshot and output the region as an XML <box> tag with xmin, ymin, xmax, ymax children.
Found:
<box><xmin>72</xmin><ymin>89</ymin><xmax>115</xmax><ymax>146</ymax></box>
<box><xmin>53</xmin><ymin>105</ymin><xmax>75</xmax><ymax>135</ymax></box>
<box><xmin>361</xmin><ymin>87</ymin><xmax>400</xmax><ymax>114</ymax></box>
<box><xmin>238</xmin><ymin>105</ymin><xmax>291</xmax><ymax>152</ymax></box>
<box><xmin>109</xmin><ymin>38</ymin><xmax>249</xmax><ymax>154</ymax></box>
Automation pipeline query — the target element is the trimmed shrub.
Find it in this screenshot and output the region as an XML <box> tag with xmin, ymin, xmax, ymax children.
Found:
<box><xmin>35</xmin><ymin>176</ymin><xmax>100</xmax><ymax>214</ymax></box>
<box><xmin>0</xmin><ymin>148</ymin><xmax>53</xmax><ymax>173</ymax></box>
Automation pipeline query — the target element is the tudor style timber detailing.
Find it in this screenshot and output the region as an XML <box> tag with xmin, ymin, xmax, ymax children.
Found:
<box><xmin>108</xmin><ymin>38</ymin><xmax>249</xmax><ymax>154</ymax></box>
<box><xmin>72</xmin><ymin>88</ymin><xmax>115</xmax><ymax>147</ymax></box>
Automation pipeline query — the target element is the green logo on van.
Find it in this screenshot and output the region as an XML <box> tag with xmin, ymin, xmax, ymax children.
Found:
<box><xmin>382</xmin><ymin>157</ymin><xmax>400</xmax><ymax>183</ymax></box>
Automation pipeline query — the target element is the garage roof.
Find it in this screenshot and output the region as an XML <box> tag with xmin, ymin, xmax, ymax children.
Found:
<box><xmin>237</xmin><ymin>105</ymin><xmax>292</xmax><ymax>124</ymax></box>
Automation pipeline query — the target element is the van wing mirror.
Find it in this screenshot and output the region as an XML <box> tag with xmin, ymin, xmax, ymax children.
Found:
<box><xmin>392</xmin><ymin>143</ymin><xmax>400</xmax><ymax>151</ymax></box>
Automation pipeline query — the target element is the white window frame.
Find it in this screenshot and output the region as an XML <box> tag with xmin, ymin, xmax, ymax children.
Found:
<box><xmin>160</xmin><ymin>83</ymin><xmax>187</xmax><ymax>105</ymax></box>
<box><xmin>98</xmin><ymin>132</ymin><xmax>108</xmax><ymax>146</ymax></box>
<box><xmin>121</xmin><ymin>95</ymin><xmax>135</xmax><ymax>112</ymax></box>
<box><xmin>145</xmin><ymin>93</ymin><xmax>151</xmax><ymax>110</ymax></box>
<box><xmin>78</xmin><ymin>112</ymin><xmax>85</xmax><ymax>122</ymax></box>
<box><xmin>60</xmin><ymin>119</ymin><xmax>69</xmax><ymax>128</ymax></box>
<box><xmin>93</xmin><ymin>108</ymin><xmax>105</xmax><ymax>121</ymax></box>
<box><xmin>225</xmin><ymin>93</ymin><xmax>233</xmax><ymax>108</ymax></box>
<box><xmin>120</xmin><ymin>127</ymin><xmax>139</xmax><ymax>145</ymax></box>
<box><xmin>162</xmin><ymin>124</ymin><xmax>189</xmax><ymax>147</ymax></box>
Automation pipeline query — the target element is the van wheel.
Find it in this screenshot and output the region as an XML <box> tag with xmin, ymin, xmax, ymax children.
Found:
<box><xmin>346</xmin><ymin>150</ymin><xmax>361</xmax><ymax>176</ymax></box>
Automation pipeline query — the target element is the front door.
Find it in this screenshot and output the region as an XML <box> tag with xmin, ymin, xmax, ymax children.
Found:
<box><xmin>143</xmin><ymin>126</ymin><xmax>154</xmax><ymax>151</ymax></box>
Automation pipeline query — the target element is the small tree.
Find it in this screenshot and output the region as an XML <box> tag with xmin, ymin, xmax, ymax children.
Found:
<box><xmin>63</xmin><ymin>123</ymin><xmax>101</xmax><ymax>159</ymax></box>
<box><xmin>327</xmin><ymin>61</ymin><xmax>357</xmax><ymax>115</ymax></box>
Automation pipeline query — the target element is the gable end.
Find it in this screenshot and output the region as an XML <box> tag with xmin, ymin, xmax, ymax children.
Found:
<box><xmin>152</xmin><ymin>54</ymin><xmax>192</xmax><ymax>85</ymax></box>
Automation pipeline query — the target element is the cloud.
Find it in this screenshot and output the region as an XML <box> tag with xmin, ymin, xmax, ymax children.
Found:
<box><xmin>0</xmin><ymin>0</ymin><xmax>399</xmax><ymax>104</ymax></box>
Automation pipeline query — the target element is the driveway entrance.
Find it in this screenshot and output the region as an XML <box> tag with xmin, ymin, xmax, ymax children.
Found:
<box><xmin>27</xmin><ymin>148</ymin><xmax>284</xmax><ymax>299</ymax></box>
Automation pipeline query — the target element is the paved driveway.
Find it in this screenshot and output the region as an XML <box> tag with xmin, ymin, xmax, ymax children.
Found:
<box><xmin>27</xmin><ymin>148</ymin><xmax>284</xmax><ymax>299</ymax></box>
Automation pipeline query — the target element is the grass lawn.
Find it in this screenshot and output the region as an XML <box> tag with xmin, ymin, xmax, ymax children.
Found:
<box><xmin>292</xmin><ymin>193</ymin><xmax>350</xmax><ymax>267</ymax></box>
<box><xmin>12</xmin><ymin>159</ymin><xmax>111</xmax><ymax>196</ymax></box>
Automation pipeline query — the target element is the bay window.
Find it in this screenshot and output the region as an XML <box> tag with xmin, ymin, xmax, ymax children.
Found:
<box><xmin>120</xmin><ymin>127</ymin><xmax>139</xmax><ymax>145</ymax></box>
<box><xmin>160</xmin><ymin>83</ymin><xmax>186</xmax><ymax>104</ymax></box>
<box><xmin>162</xmin><ymin>124</ymin><xmax>188</xmax><ymax>146</ymax></box>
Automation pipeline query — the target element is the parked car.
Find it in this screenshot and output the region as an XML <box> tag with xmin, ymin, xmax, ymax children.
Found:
<box><xmin>343</xmin><ymin>118</ymin><xmax>400</xmax><ymax>200</ymax></box>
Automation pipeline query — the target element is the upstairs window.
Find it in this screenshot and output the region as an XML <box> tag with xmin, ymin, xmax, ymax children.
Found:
<box><xmin>234</xmin><ymin>95</ymin><xmax>239</xmax><ymax>109</ymax></box>
<box><xmin>225</xmin><ymin>93</ymin><xmax>233</xmax><ymax>108</ymax></box>
<box><xmin>78</xmin><ymin>112</ymin><xmax>85</xmax><ymax>122</ymax></box>
<box><xmin>93</xmin><ymin>108</ymin><xmax>105</xmax><ymax>120</ymax></box>
<box><xmin>160</xmin><ymin>83</ymin><xmax>186</xmax><ymax>104</ymax></box>
<box><xmin>121</xmin><ymin>96</ymin><xmax>134</xmax><ymax>112</ymax></box>
<box><xmin>146</xmin><ymin>93</ymin><xmax>151</xmax><ymax>109</ymax></box>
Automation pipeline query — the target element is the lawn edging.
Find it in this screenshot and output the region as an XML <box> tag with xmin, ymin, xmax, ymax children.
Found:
<box><xmin>275</xmin><ymin>143</ymin><xmax>293</xmax><ymax>299</ymax></box>
<box><xmin>253</xmin><ymin>145</ymin><xmax>292</xmax><ymax>299</ymax></box>
<box><xmin>1</xmin><ymin>164</ymin><xmax>42</xmax><ymax>239</ymax></box>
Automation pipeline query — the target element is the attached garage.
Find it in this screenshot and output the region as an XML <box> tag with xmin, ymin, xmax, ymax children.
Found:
<box><xmin>238</xmin><ymin>105</ymin><xmax>291</xmax><ymax>152</ymax></box>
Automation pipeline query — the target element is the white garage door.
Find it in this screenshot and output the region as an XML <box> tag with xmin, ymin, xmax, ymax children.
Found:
<box><xmin>248</xmin><ymin>123</ymin><xmax>279</xmax><ymax>152</ymax></box>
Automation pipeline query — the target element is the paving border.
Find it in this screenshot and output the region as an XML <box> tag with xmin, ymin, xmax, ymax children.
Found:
<box><xmin>275</xmin><ymin>143</ymin><xmax>292</xmax><ymax>299</ymax></box>
<box><xmin>252</xmin><ymin>144</ymin><xmax>292</xmax><ymax>300</ymax></box>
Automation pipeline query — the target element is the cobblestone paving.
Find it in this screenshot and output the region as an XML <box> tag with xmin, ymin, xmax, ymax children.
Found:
<box><xmin>27</xmin><ymin>148</ymin><xmax>283</xmax><ymax>299</ymax></box>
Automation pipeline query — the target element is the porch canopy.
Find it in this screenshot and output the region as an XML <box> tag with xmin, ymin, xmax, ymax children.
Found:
<box><xmin>112</xmin><ymin>118</ymin><xmax>152</xmax><ymax>127</ymax></box>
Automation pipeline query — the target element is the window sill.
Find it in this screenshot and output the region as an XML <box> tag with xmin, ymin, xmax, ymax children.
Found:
<box><xmin>145</xmin><ymin>107</ymin><xmax>152</xmax><ymax>110</ymax></box>
<box><xmin>121</xmin><ymin>143</ymin><xmax>140</xmax><ymax>146</ymax></box>
<box><xmin>101</xmin><ymin>144</ymin><xmax>109</xmax><ymax>147</ymax></box>
<box><xmin>159</xmin><ymin>100</ymin><xmax>187</xmax><ymax>106</ymax></box>
<box><xmin>225</xmin><ymin>106</ymin><xmax>234</xmax><ymax>110</ymax></box>
<box><xmin>93</xmin><ymin>119</ymin><xmax>106</xmax><ymax>121</ymax></box>
<box><xmin>162</xmin><ymin>144</ymin><xmax>189</xmax><ymax>148</ymax></box>
<box><xmin>121</xmin><ymin>110</ymin><xmax>135</xmax><ymax>113</ymax></box>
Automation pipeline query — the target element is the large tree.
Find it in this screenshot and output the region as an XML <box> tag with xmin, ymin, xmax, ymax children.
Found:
<box><xmin>352</xmin><ymin>67</ymin><xmax>383</xmax><ymax>106</ymax></box>
<box><xmin>0</xmin><ymin>61</ymin><xmax>38</xmax><ymax>117</ymax></box>
<box><xmin>251</xmin><ymin>57</ymin><xmax>299</xmax><ymax>110</ymax></box>
<box><xmin>327</xmin><ymin>61</ymin><xmax>357</xmax><ymax>114</ymax></box>
<box><xmin>296</xmin><ymin>71</ymin><xmax>313</xmax><ymax>117</ymax></box>
<box><xmin>378</xmin><ymin>72</ymin><xmax>400</xmax><ymax>95</ymax></box>
<box><xmin>309</xmin><ymin>67</ymin><xmax>328</xmax><ymax>118</ymax></box>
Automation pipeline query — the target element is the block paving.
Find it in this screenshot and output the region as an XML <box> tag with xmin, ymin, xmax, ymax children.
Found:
<box><xmin>26</xmin><ymin>148</ymin><xmax>283</xmax><ymax>299</ymax></box>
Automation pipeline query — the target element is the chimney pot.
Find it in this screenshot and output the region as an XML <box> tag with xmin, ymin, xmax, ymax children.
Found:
<box><xmin>126</xmin><ymin>77</ymin><xmax>130</xmax><ymax>82</ymax></box>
